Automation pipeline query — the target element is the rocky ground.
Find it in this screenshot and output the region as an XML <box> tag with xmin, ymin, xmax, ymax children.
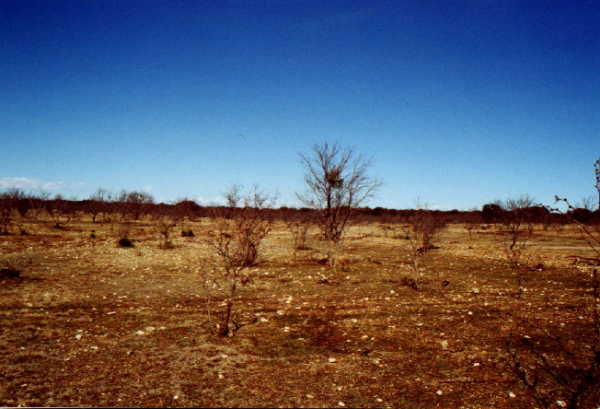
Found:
<box><xmin>1</xmin><ymin>219</ymin><xmax>598</xmax><ymax>408</ymax></box>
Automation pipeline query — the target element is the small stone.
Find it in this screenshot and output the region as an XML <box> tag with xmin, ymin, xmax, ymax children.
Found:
<box><xmin>556</xmin><ymin>400</ymin><xmax>566</xmax><ymax>408</ymax></box>
<box><xmin>259</xmin><ymin>317</ymin><xmax>268</xmax><ymax>323</ymax></box>
<box><xmin>473</xmin><ymin>362</ymin><xmax>480</xmax><ymax>367</ymax></box>
<box><xmin>436</xmin><ymin>390</ymin><xmax>443</xmax><ymax>396</ymax></box>
<box><xmin>306</xmin><ymin>394</ymin><xmax>314</xmax><ymax>399</ymax></box>
<box><xmin>508</xmin><ymin>391</ymin><xmax>516</xmax><ymax>398</ymax></box>
<box><xmin>145</xmin><ymin>326</ymin><xmax>156</xmax><ymax>332</ymax></box>
<box><xmin>74</xmin><ymin>334</ymin><xmax>82</xmax><ymax>340</ymax></box>
<box><xmin>136</xmin><ymin>330</ymin><xmax>145</xmax><ymax>336</ymax></box>
<box><xmin>328</xmin><ymin>357</ymin><xmax>337</xmax><ymax>363</ymax></box>
<box><xmin>338</xmin><ymin>401</ymin><xmax>345</xmax><ymax>407</ymax></box>
<box><xmin>472</xmin><ymin>288</ymin><xmax>480</xmax><ymax>294</ymax></box>
<box><xmin>440</xmin><ymin>340</ymin><xmax>448</xmax><ymax>350</ymax></box>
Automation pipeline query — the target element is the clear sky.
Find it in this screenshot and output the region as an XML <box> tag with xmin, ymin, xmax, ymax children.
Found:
<box><xmin>2</xmin><ymin>0</ymin><xmax>599</xmax><ymax>210</ymax></box>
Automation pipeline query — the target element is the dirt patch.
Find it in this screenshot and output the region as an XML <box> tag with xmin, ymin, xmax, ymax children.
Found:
<box><xmin>0</xmin><ymin>219</ymin><xmax>598</xmax><ymax>407</ymax></box>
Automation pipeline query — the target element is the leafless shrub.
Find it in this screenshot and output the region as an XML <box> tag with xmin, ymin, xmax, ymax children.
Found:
<box><xmin>152</xmin><ymin>205</ymin><xmax>182</xmax><ymax>249</ymax></box>
<box><xmin>297</xmin><ymin>142</ymin><xmax>381</xmax><ymax>268</ymax></box>
<box><xmin>494</xmin><ymin>195</ymin><xmax>535</xmax><ymax>265</ymax></box>
<box><xmin>402</xmin><ymin>205</ymin><xmax>447</xmax><ymax>275</ymax></box>
<box><xmin>46</xmin><ymin>195</ymin><xmax>74</xmax><ymax>229</ymax></box>
<box><xmin>203</xmin><ymin>185</ymin><xmax>275</xmax><ymax>337</ymax></box>
<box><xmin>505</xmin><ymin>196</ymin><xmax>600</xmax><ymax>408</ymax></box>
<box><xmin>0</xmin><ymin>189</ymin><xmax>25</xmax><ymax>234</ymax></box>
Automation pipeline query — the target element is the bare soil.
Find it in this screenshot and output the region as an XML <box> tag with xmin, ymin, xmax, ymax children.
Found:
<box><xmin>1</xmin><ymin>219</ymin><xmax>598</xmax><ymax>408</ymax></box>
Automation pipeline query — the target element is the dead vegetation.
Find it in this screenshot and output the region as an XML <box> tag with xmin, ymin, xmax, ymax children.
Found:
<box><xmin>0</xmin><ymin>209</ymin><xmax>599</xmax><ymax>408</ymax></box>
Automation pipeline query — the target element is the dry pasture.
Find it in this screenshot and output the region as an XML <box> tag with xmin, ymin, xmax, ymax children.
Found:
<box><xmin>1</xmin><ymin>218</ymin><xmax>598</xmax><ymax>408</ymax></box>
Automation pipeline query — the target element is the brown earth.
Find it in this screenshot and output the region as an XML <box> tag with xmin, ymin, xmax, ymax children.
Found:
<box><xmin>1</xmin><ymin>218</ymin><xmax>598</xmax><ymax>408</ymax></box>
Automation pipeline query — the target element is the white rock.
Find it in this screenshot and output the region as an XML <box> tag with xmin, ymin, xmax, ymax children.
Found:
<box><xmin>440</xmin><ymin>340</ymin><xmax>448</xmax><ymax>350</ymax></box>
<box><xmin>328</xmin><ymin>357</ymin><xmax>337</xmax><ymax>363</ymax></box>
<box><xmin>338</xmin><ymin>401</ymin><xmax>345</xmax><ymax>407</ymax></box>
<box><xmin>74</xmin><ymin>334</ymin><xmax>82</xmax><ymax>340</ymax></box>
<box><xmin>136</xmin><ymin>330</ymin><xmax>145</xmax><ymax>336</ymax></box>
<box><xmin>508</xmin><ymin>391</ymin><xmax>516</xmax><ymax>398</ymax></box>
<box><xmin>306</xmin><ymin>394</ymin><xmax>314</xmax><ymax>399</ymax></box>
<box><xmin>436</xmin><ymin>390</ymin><xmax>443</xmax><ymax>396</ymax></box>
<box><xmin>556</xmin><ymin>401</ymin><xmax>566</xmax><ymax>408</ymax></box>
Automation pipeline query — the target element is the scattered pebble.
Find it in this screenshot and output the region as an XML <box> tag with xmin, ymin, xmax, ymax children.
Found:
<box><xmin>436</xmin><ymin>390</ymin><xmax>443</xmax><ymax>396</ymax></box>
<box><xmin>556</xmin><ymin>400</ymin><xmax>566</xmax><ymax>408</ymax></box>
<box><xmin>136</xmin><ymin>330</ymin><xmax>145</xmax><ymax>336</ymax></box>
<box><xmin>508</xmin><ymin>391</ymin><xmax>516</xmax><ymax>398</ymax></box>
<box><xmin>328</xmin><ymin>357</ymin><xmax>337</xmax><ymax>363</ymax></box>
<box><xmin>440</xmin><ymin>340</ymin><xmax>448</xmax><ymax>350</ymax></box>
<box><xmin>74</xmin><ymin>334</ymin><xmax>82</xmax><ymax>340</ymax></box>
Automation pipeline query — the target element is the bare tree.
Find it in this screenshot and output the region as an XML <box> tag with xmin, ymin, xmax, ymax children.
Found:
<box><xmin>117</xmin><ymin>190</ymin><xmax>154</xmax><ymax>221</ymax></box>
<box><xmin>297</xmin><ymin>142</ymin><xmax>381</xmax><ymax>266</ymax></box>
<box><xmin>86</xmin><ymin>188</ymin><xmax>113</xmax><ymax>223</ymax></box>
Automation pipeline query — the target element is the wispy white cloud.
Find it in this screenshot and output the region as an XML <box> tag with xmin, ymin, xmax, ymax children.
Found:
<box><xmin>195</xmin><ymin>195</ymin><xmax>226</xmax><ymax>206</ymax></box>
<box><xmin>0</xmin><ymin>177</ymin><xmax>85</xmax><ymax>193</ymax></box>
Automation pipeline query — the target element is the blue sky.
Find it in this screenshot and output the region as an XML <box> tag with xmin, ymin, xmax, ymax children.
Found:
<box><xmin>2</xmin><ymin>0</ymin><xmax>599</xmax><ymax>209</ymax></box>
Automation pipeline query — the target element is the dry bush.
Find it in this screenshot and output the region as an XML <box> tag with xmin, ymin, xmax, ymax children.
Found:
<box><xmin>285</xmin><ymin>218</ymin><xmax>312</xmax><ymax>251</ymax></box>
<box><xmin>151</xmin><ymin>206</ymin><xmax>182</xmax><ymax>249</ymax></box>
<box><xmin>203</xmin><ymin>185</ymin><xmax>275</xmax><ymax>337</ymax></box>
<box><xmin>505</xmin><ymin>196</ymin><xmax>600</xmax><ymax>408</ymax></box>
<box><xmin>0</xmin><ymin>189</ymin><xmax>27</xmax><ymax>235</ymax></box>
<box><xmin>500</xmin><ymin>196</ymin><xmax>536</xmax><ymax>268</ymax></box>
<box><xmin>402</xmin><ymin>208</ymin><xmax>447</xmax><ymax>274</ymax></box>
